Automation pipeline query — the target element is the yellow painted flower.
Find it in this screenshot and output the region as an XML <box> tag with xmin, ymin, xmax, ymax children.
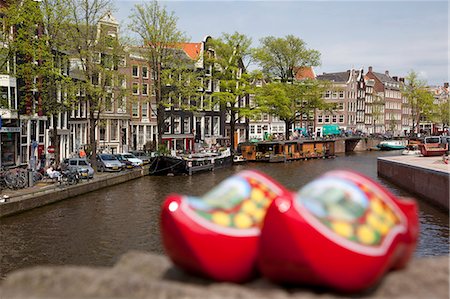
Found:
<box><xmin>367</xmin><ymin>212</ymin><xmax>390</xmax><ymax>236</ymax></box>
<box><xmin>331</xmin><ymin>221</ymin><xmax>354</xmax><ymax>238</ymax></box>
<box><xmin>241</xmin><ymin>200</ymin><xmax>257</xmax><ymax>214</ymax></box>
<box><xmin>234</xmin><ymin>213</ymin><xmax>253</xmax><ymax>229</ymax></box>
<box><xmin>370</xmin><ymin>198</ymin><xmax>385</xmax><ymax>215</ymax></box>
<box><xmin>251</xmin><ymin>188</ymin><xmax>266</xmax><ymax>203</ymax></box>
<box><xmin>357</xmin><ymin>225</ymin><xmax>377</xmax><ymax>245</ymax></box>
<box><xmin>212</xmin><ymin>211</ymin><xmax>231</xmax><ymax>227</ymax></box>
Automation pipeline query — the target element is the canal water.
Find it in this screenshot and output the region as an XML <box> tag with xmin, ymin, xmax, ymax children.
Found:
<box><xmin>1</xmin><ymin>151</ymin><xmax>448</xmax><ymax>278</ymax></box>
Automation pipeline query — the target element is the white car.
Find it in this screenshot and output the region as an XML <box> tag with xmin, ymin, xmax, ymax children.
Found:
<box><xmin>119</xmin><ymin>153</ymin><xmax>143</xmax><ymax>167</ymax></box>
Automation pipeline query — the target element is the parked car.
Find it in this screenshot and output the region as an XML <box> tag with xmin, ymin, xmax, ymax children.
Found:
<box><xmin>96</xmin><ymin>154</ymin><xmax>123</xmax><ymax>172</ymax></box>
<box><xmin>65</xmin><ymin>158</ymin><xmax>95</xmax><ymax>179</ymax></box>
<box><xmin>117</xmin><ymin>153</ymin><xmax>143</xmax><ymax>167</ymax></box>
<box><xmin>129</xmin><ymin>150</ymin><xmax>152</xmax><ymax>165</ymax></box>
<box><xmin>114</xmin><ymin>154</ymin><xmax>134</xmax><ymax>169</ymax></box>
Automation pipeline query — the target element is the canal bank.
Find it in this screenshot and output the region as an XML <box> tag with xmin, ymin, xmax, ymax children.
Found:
<box><xmin>0</xmin><ymin>251</ymin><xmax>448</xmax><ymax>299</ymax></box>
<box><xmin>0</xmin><ymin>167</ymin><xmax>150</xmax><ymax>218</ymax></box>
<box><xmin>377</xmin><ymin>156</ymin><xmax>449</xmax><ymax>210</ymax></box>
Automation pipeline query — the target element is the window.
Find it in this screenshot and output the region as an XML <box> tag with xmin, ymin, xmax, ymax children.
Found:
<box><xmin>183</xmin><ymin>117</ymin><xmax>190</xmax><ymax>133</ymax></box>
<box><xmin>318</xmin><ymin>115</ymin><xmax>323</xmax><ymax>123</ymax></box>
<box><xmin>110</xmin><ymin>120</ymin><xmax>118</xmax><ymax>140</ymax></box>
<box><xmin>332</xmin><ymin>115</ymin><xmax>337</xmax><ymax>123</ymax></box>
<box><xmin>146</xmin><ymin>125</ymin><xmax>152</xmax><ymax>140</ymax></box>
<box><xmin>132</xmin><ymin>103</ymin><xmax>139</xmax><ymax>117</ymax></box>
<box><xmin>213</xmin><ymin>116</ymin><xmax>220</xmax><ymax>135</ymax></box>
<box><xmin>132</xmin><ymin>65</ymin><xmax>139</xmax><ymax>77</ymax></box>
<box><xmin>262</xmin><ymin>114</ymin><xmax>269</xmax><ymax>121</ymax></box>
<box><xmin>174</xmin><ymin>117</ymin><xmax>181</xmax><ymax>134</ymax></box>
<box><xmin>105</xmin><ymin>93</ymin><xmax>113</xmax><ymax>111</ymax></box>
<box><xmin>142</xmin><ymin>66</ymin><xmax>148</xmax><ymax>78</ymax></box>
<box><xmin>205</xmin><ymin>117</ymin><xmax>211</xmax><ymax>136</ymax></box>
<box><xmin>339</xmin><ymin>91</ymin><xmax>344</xmax><ymax>98</ymax></box>
<box><xmin>142</xmin><ymin>83</ymin><xmax>148</xmax><ymax>96</ymax></box>
<box><xmin>257</xmin><ymin>125</ymin><xmax>262</xmax><ymax>134</ymax></box>
<box><xmin>325</xmin><ymin>115</ymin><xmax>330</xmax><ymax>123</ymax></box>
<box><xmin>338</xmin><ymin>102</ymin><xmax>344</xmax><ymax>110</ymax></box>
<box><xmin>142</xmin><ymin>103</ymin><xmax>148</xmax><ymax>118</ymax></box>
<box><xmin>99</xmin><ymin>126</ymin><xmax>106</xmax><ymax>141</ymax></box>
<box><xmin>132</xmin><ymin>83</ymin><xmax>139</xmax><ymax>95</ymax></box>
<box><xmin>325</xmin><ymin>91</ymin><xmax>331</xmax><ymax>98</ymax></box>
<box><xmin>164</xmin><ymin>117</ymin><xmax>171</xmax><ymax>133</ymax></box>
<box><xmin>339</xmin><ymin>115</ymin><xmax>344</xmax><ymax>123</ymax></box>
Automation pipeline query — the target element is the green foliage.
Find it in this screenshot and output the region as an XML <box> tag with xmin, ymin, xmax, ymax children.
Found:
<box><xmin>403</xmin><ymin>70</ymin><xmax>435</xmax><ymax>133</ymax></box>
<box><xmin>254</xmin><ymin>79</ymin><xmax>329</xmax><ymax>138</ymax></box>
<box><xmin>207</xmin><ymin>32</ymin><xmax>256</xmax><ymax>149</ymax></box>
<box><xmin>252</xmin><ymin>35</ymin><xmax>320</xmax><ymax>82</ymax></box>
<box><xmin>129</xmin><ymin>0</ymin><xmax>188</xmax><ymax>144</ymax></box>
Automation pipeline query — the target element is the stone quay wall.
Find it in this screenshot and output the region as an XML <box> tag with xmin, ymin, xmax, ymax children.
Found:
<box><xmin>377</xmin><ymin>156</ymin><xmax>449</xmax><ymax>210</ymax></box>
<box><xmin>0</xmin><ymin>167</ymin><xmax>150</xmax><ymax>218</ymax></box>
<box><xmin>0</xmin><ymin>251</ymin><xmax>448</xmax><ymax>299</ymax></box>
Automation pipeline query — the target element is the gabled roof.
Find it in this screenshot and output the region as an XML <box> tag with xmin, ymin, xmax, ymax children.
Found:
<box><xmin>371</xmin><ymin>72</ymin><xmax>397</xmax><ymax>84</ymax></box>
<box><xmin>294</xmin><ymin>66</ymin><xmax>316</xmax><ymax>80</ymax></box>
<box><xmin>316</xmin><ymin>71</ymin><xmax>350</xmax><ymax>83</ymax></box>
<box><xmin>180</xmin><ymin>43</ymin><xmax>202</xmax><ymax>60</ymax></box>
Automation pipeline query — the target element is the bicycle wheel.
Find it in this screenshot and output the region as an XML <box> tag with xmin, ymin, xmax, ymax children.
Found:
<box><xmin>33</xmin><ymin>172</ymin><xmax>43</xmax><ymax>182</ymax></box>
<box><xmin>4</xmin><ymin>173</ymin><xmax>17</xmax><ymax>189</ymax></box>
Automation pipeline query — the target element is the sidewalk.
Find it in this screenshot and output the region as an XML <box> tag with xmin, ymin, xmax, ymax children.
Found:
<box><xmin>0</xmin><ymin>167</ymin><xmax>149</xmax><ymax>218</ymax></box>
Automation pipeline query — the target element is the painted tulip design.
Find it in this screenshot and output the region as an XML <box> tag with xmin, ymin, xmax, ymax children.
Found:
<box><xmin>259</xmin><ymin>170</ymin><xmax>419</xmax><ymax>293</ymax></box>
<box><xmin>161</xmin><ymin>170</ymin><xmax>290</xmax><ymax>282</ymax></box>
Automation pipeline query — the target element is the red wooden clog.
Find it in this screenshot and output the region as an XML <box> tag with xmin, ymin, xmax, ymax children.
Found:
<box><xmin>259</xmin><ymin>170</ymin><xmax>419</xmax><ymax>293</ymax></box>
<box><xmin>161</xmin><ymin>170</ymin><xmax>291</xmax><ymax>282</ymax></box>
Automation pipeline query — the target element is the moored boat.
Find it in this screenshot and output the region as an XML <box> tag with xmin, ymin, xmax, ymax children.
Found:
<box><xmin>401</xmin><ymin>144</ymin><xmax>421</xmax><ymax>156</ymax></box>
<box><xmin>418</xmin><ymin>136</ymin><xmax>449</xmax><ymax>157</ymax></box>
<box><xmin>377</xmin><ymin>140</ymin><xmax>406</xmax><ymax>150</ymax></box>
<box><xmin>149</xmin><ymin>149</ymin><xmax>232</xmax><ymax>176</ymax></box>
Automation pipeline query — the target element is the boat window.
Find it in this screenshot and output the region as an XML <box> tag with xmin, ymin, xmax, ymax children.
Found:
<box><xmin>79</xmin><ymin>160</ymin><xmax>88</xmax><ymax>166</ymax></box>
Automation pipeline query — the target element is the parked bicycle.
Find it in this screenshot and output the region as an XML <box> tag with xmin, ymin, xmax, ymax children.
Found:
<box><xmin>58</xmin><ymin>169</ymin><xmax>81</xmax><ymax>186</ymax></box>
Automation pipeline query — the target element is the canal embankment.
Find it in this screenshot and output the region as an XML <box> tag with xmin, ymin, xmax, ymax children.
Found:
<box><xmin>377</xmin><ymin>155</ymin><xmax>449</xmax><ymax>210</ymax></box>
<box><xmin>0</xmin><ymin>166</ymin><xmax>150</xmax><ymax>218</ymax></box>
<box><xmin>0</xmin><ymin>251</ymin><xmax>447</xmax><ymax>299</ymax></box>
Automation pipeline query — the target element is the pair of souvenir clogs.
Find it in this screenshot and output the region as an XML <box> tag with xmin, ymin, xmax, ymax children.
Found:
<box><xmin>160</xmin><ymin>170</ymin><xmax>419</xmax><ymax>293</ymax></box>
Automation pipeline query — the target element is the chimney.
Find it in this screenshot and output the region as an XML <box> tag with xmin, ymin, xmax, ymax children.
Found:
<box><xmin>385</xmin><ymin>70</ymin><xmax>389</xmax><ymax>76</ymax></box>
<box><xmin>444</xmin><ymin>82</ymin><xmax>449</xmax><ymax>88</ymax></box>
<box><xmin>368</xmin><ymin>66</ymin><xmax>373</xmax><ymax>72</ymax></box>
<box><xmin>393</xmin><ymin>76</ymin><xmax>398</xmax><ymax>81</ymax></box>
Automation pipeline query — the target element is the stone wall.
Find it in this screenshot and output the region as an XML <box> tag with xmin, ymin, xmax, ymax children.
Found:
<box><xmin>0</xmin><ymin>167</ymin><xmax>149</xmax><ymax>218</ymax></box>
<box><xmin>378</xmin><ymin>158</ymin><xmax>449</xmax><ymax>210</ymax></box>
<box><xmin>0</xmin><ymin>251</ymin><xmax>448</xmax><ymax>299</ymax></box>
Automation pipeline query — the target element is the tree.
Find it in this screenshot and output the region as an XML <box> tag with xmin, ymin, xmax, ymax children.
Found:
<box><xmin>129</xmin><ymin>0</ymin><xmax>187</xmax><ymax>146</ymax></box>
<box><xmin>40</xmin><ymin>0</ymin><xmax>77</xmax><ymax>165</ymax></box>
<box><xmin>252</xmin><ymin>35</ymin><xmax>321</xmax><ymax>137</ymax></box>
<box><xmin>65</xmin><ymin>0</ymin><xmax>125</xmax><ymax>166</ymax></box>
<box><xmin>208</xmin><ymin>32</ymin><xmax>255</xmax><ymax>151</ymax></box>
<box><xmin>254</xmin><ymin>79</ymin><xmax>330</xmax><ymax>139</ymax></box>
<box><xmin>372</xmin><ymin>92</ymin><xmax>385</xmax><ymax>134</ymax></box>
<box><xmin>435</xmin><ymin>97</ymin><xmax>450</xmax><ymax>129</ymax></box>
<box><xmin>1</xmin><ymin>0</ymin><xmax>76</xmax><ymax>165</ymax></box>
<box><xmin>252</xmin><ymin>35</ymin><xmax>320</xmax><ymax>83</ymax></box>
<box><xmin>403</xmin><ymin>70</ymin><xmax>434</xmax><ymax>134</ymax></box>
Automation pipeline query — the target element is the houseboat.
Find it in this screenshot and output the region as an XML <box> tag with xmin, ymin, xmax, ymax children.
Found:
<box><xmin>238</xmin><ymin>140</ymin><xmax>335</xmax><ymax>163</ymax></box>
<box><xmin>149</xmin><ymin>149</ymin><xmax>233</xmax><ymax>176</ymax></box>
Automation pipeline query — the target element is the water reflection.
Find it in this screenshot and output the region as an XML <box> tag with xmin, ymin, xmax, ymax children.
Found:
<box><xmin>0</xmin><ymin>151</ymin><xmax>448</xmax><ymax>279</ymax></box>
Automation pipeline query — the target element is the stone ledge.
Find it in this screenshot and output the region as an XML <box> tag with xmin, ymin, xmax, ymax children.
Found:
<box><xmin>0</xmin><ymin>251</ymin><xmax>448</xmax><ymax>299</ymax></box>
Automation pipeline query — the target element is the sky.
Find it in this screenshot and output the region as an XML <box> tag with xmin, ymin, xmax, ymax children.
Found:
<box><xmin>113</xmin><ymin>0</ymin><xmax>448</xmax><ymax>85</ymax></box>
